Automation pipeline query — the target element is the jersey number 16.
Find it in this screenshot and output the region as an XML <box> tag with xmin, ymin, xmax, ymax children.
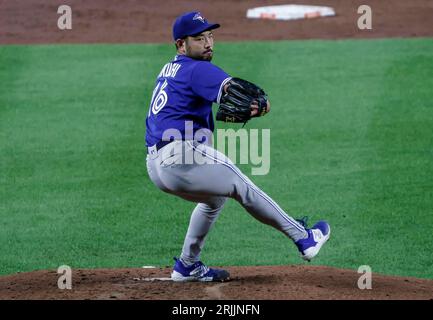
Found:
<box><xmin>149</xmin><ymin>80</ymin><xmax>168</xmax><ymax>116</ymax></box>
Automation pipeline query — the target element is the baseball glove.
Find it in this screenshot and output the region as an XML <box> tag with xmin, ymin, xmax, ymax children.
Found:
<box><xmin>216</xmin><ymin>77</ymin><xmax>268</xmax><ymax>125</ymax></box>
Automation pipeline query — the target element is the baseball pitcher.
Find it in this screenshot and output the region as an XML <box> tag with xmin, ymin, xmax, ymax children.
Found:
<box><xmin>145</xmin><ymin>11</ymin><xmax>331</xmax><ymax>282</ymax></box>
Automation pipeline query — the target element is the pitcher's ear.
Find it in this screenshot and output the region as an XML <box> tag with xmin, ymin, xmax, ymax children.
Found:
<box><xmin>175</xmin><ymin>38</ymin><xmax>186</xmax><ymax>50</ymax></box>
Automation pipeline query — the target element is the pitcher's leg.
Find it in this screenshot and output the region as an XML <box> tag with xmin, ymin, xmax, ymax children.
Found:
<box><xmin>184</xmin><ymin>142</ymin><xmax>308</xmax><ymax>241</ymax></box>
<box><xmin>224</xmin><ymin>162</ymin><xmax>308</xmax><ymax>241</ymax></box>
<box><xmin>156</xmin><ymin>142</ymin><xmax>307</xmax><ymax>242</ymax></box>
<box><xmin>179</xmin><ymin>197</ymin><xmax>227</xmax><ymax>265</ymax></box>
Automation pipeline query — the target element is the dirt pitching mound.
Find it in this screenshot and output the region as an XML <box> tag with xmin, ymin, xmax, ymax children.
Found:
<box><xmin>1</xmin><ymin>265</ymin><xmax>432</xmax><ymax>300</ymax></box>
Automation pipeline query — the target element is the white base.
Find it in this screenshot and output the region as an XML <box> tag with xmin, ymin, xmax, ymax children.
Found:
<box><xmin>247</xmin><ymin>4</ymin><xmax>336</xmax><ymax>21</ymax></box>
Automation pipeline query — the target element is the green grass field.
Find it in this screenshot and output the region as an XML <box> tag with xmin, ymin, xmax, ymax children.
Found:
<box><xmin>1</xmin><ymin>38</ymin><xmax>432</xmax><ymax>278</ymax></box>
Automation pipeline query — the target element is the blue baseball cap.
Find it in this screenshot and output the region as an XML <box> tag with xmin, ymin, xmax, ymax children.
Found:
<box><xmin>172</xmin><ymin>11</ymin><xmax>220</xmax><ymax>41</ymax></box>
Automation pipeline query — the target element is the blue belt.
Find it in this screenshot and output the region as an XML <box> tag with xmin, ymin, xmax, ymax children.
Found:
<box><xmin>148</xmin><ymin>139</ymin><xmax>207</xmax><ymax>154</ymax></box>
<box><xmin>148</xmin><ymin>140</ymin><xmax>175</xmax><ymax>154</ymax></box>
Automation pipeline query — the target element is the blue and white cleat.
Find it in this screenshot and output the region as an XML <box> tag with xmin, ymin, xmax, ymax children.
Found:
<box><xmin>171</xmin><ymin>257</ymin><xmax>230</xmax><ymax>282</ymax></box>
<box><xmin>295</xmin><ymin>221</ymin><xmax>331</xmax><ymax>261</ymax></box>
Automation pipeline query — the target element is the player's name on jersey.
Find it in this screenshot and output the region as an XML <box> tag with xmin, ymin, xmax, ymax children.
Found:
<box><xmin>158</xmin><ymin>62</ymin><xmax>181</xmax><ymax>79</ymax></box>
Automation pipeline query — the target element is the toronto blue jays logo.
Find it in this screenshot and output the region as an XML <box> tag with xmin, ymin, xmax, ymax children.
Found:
<box><xmin>193</xmin><ymin>13</ymin><xmax>205</xmax><ymax>23</ymax></box>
